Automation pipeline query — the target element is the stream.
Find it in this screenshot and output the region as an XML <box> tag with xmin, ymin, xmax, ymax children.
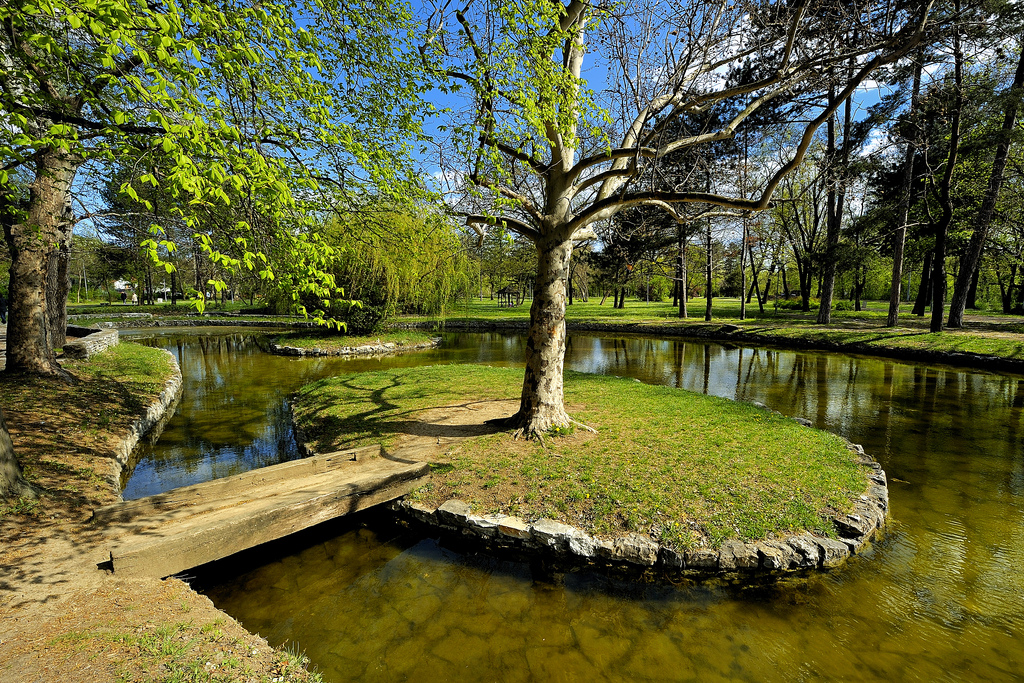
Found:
<box><xmin>122</xmin><ymin>327</ymin><xmax>1024</xmax><ymax>681</ymax></box>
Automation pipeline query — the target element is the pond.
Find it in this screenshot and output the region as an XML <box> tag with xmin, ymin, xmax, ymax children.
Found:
<box><xmin>123</xmin><ymin>327</ymin><xmax>1024</xmax><ymax>681</ymax></box>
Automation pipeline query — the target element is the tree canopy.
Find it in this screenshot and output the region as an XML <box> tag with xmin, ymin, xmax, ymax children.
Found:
<box><xmin>424</xmin><ymin>0</ymin><xmax>942</xmax><ymax>436</ymax></box>
<box><xmin>1</xmin><ymin>0</ymin><xmax>431</xmax><ymax>374</ymax></box>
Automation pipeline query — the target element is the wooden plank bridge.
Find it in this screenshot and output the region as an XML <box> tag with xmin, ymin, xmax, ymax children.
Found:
<box><xmin>93</xmin><ymin>445</ymin><xmax>429</xmax><ymax>578</ymax></box>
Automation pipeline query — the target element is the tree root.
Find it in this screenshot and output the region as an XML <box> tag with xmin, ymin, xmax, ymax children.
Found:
<box><xmin>0</xmin><ymin>479</ymin><xmax>41</xmax><ymax>502</ymax></box>
<box><xmin>569</xmin><ymin>418</ymin><xmax>597</xmax><ymax>434</ymax></box>
<box><xmin>487</xmin><ymin>411</ymin><xmax>596</xmax><ymax>442</ymax></box>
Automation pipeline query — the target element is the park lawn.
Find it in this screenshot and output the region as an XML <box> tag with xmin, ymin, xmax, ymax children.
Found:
<box><xmin>293</xmin><ymin>364</ymin><xmax>870</xmax><ymax>550</ymax></box>
<box><xmin>271</xmin><ymin>329</ymin><xmax>436</xmax><ymax>351</ymax></box>
<box><xmin>737</xmin><ymin>325</ymin><xmax>1024</xmax><ymax>360</ymax></box>
<box><xmin>416</xmin><ymin>296</ymin><xmax>915</xmax><ymax>323</ymax></box>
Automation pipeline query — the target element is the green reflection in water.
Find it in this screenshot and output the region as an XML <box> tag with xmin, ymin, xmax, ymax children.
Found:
<box><xmin>143</xmin><ymin>328</ymin><xmax>1024</xmax><ymax>681</ymax></box>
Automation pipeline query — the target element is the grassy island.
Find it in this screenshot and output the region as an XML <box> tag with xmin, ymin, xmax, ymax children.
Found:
<box><xmin>270</xmin><ymin>329</ymin><xmax>437</xmax><ymax>352</ymax></box>
<box><xmin>293</xmin><ymin>364</ymin><xmax>870</xmax><ymax>549</ymax></box>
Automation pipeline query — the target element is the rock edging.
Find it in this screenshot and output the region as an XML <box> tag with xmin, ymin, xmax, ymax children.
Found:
<box><xmin>63</xmin><ymin>326</ymin><xmax>120</xmax><ymax>359</ymax></box>
<box><xmin>390</xmin><ymin>440</ymin><xmax>888</xmax><ymax>577</ymax></box>
<box><xmin>108</xmin><ymin>349</ymin><xmax>184</xmax><ymax>498</ymax></box>
<box><xmin>268</xmin><ymin>337</ymin><xmax>442</xmax><ymax>357</ymax></box>
<box><xmin>68</xmin><ymin>312</ymin><xmax>155</xmax><ymax>322</ymax></box>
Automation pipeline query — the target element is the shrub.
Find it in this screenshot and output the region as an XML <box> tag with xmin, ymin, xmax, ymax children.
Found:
<box><xmin>834</xmin><ymin>299</ymin><xmax>854</xmax><ymax>311</ymax></box>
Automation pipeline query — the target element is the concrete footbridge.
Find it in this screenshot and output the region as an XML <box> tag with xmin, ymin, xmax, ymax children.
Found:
<box><xmin>93</xmin><ymin>445</ymin><xmax>428</xmax><ymax>578</ymax></box>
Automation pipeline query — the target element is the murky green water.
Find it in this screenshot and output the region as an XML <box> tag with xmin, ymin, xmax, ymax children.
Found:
<box><xmin>127</xmin><ymin>328</ymin><xmax>1024</xmax><ymax>681</ymax></box>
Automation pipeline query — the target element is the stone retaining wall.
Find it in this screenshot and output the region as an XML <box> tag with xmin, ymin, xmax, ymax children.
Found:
<box><xmin>268</xmin><ymin>337</ymin><xmax>442</xmax><ymax>357</ymax></box>
<box><xmin>68</xmin><ymin>312</ymin><xmax>154</xmax><ymax>322</ymax></box>
<box><xmin>108</xmin><ymin>349</ymin><xmax>184</xmax><ymax>499</ymax></box>
<box><xmin>63</xmin><ymin>327</ymin><xmax>120</xmax><ymax>359</ymax></box>
<box><xmin>392</xmin><ymin>442</ymin><xmax>887</xmax><ymax>577</ymax></box>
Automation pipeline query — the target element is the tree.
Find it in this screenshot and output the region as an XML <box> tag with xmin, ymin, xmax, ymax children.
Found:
<box><xmin>773</xmin><ymin>160</ymin><xmax>829</xmax><ymax>312</ymax></box>
<box><xmin>277</xmin><ymin>204</ymin><xmax>473</xmax><ymax>331</ymax></box>
<box><xmin>886</xmin><ymin>48</ymin><xmax>926</xmax><ymax>327</ymax></box>
<box><xmin>0</xmin><ymin>406</ymin><xmax>36</xmax><ymax>500</ymax></box>
<box><xmin>427</xmin><ymin>0</ymin><xmax>937</xmax><ymax>437</ymax></box>
<box><xmin>0</xmin><ymin>0</ymin><xmax>427</xmax><ymax>499</ymax></box>
<box><xmin>948</xmin><ymin>37</ymin><xmax>1024</xmax><ymax>327</ymax></box>
<box><xmin>1</xmin><ymin>0</ymin><xmax>427</xmax><ymax>377</ymax></box>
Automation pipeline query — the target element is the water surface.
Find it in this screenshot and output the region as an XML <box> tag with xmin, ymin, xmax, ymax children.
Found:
<box><xmin>127</xmin><ymin>328</ymin><xmax>1024</xmax><ymax>681</ymax></box>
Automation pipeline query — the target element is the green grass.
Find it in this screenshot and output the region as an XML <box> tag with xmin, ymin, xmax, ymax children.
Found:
<box><xmin>53</xmin><ymin>621</ymin><xmax>322</xmax><ymax>683</ymax></box>
<box><xmin>429</xmin><ymin>296</ymin><xmax>1024</xmax><ymax>325</ymax></box>
<box><xmin>65</xmin><ymin>341</ymin><xmax>176</xmax><ymax>395</ymax></box>
<box><xmin>420</xmin><ymin>296</ymin><xmax>891</xmax><ymax>323</ymax></box>
<box><xmin>738</xmin><ymin>325</ymin><xmax>1024</xmax><ymax>359</ymax></box>
<box><xmin>67</xmin><ymin>300</ymin><xmax>253</xmax><ymax>315</ymax></box>
<box><xmin>271</xmin><ymin>330</ymin><xmax>436</xmax><ymax>351</ymax></box>
<box><xmin>293</xmin><ymin>365</ymin><xmax>869</xmax><ymax>549</ymax></box>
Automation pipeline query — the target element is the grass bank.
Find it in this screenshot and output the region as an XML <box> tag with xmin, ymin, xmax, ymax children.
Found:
<box><xmin>0</xmin><ymin>343</ymin><xmax>175</xmax><ymax>520</ymax></box>
<box><xmin>293</xmin><ymin>365</ymin><xmax>868</xmax><ymax>549</ymax></box>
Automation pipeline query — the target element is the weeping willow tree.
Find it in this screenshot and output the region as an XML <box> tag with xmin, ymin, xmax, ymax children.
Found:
<box><xmin>268</xmin><ymin>205</ymin><xmax>474</xmax><ymax>332</ymax></box>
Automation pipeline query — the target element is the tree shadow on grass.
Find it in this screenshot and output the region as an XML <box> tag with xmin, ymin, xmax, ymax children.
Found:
<box><xmin>296</xmin><ymin>373</ymin><xmax>512</xmax><ymax>451</ymax></box>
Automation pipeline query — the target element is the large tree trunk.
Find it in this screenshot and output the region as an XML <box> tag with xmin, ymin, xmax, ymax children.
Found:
<box><xmin>0</xmin><ymin>405</ymin><xmax>37</xmax><ymax>501</ymax></box>
<box><xmin>949</xmin><ymin>38</ymin><xmax>1024</xmax><ymax>328</ymax></box>
<box><xmin>798</xmin><ymin>258</ymin><xmax>813</xmax><ymax>312</ymax></box>
<box><xmin>678</xmin><ymin>236</ymin><xmax>688</xmax><ymax>319</ymax></box>
<box><xmin>817</xmin><ymin>88</ymin><xmax>851</xmax><ymax>325</ymax></box>
<box><xmin>739</xmin><ymin>220</ymin><xmax>747</xmax><ymax>320</ymax></box>
<box><xmin>966</xmin><ymin>261</ymin><xmax>980</xmax><ymax>310</ymax></box>
<box><xmin>3</xmin><ymin>149</ymin><xmax>82</xmax><ymax>376</ymax></box>
<box><xmin>704</xmin><ymin>221</ymin><xmax>713</xmax><ymax>321</ymax></box>
<box><xmin>514</xmin><ymin>235</ymin><xmax>573</xmax><ymax>436</ymax></box>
